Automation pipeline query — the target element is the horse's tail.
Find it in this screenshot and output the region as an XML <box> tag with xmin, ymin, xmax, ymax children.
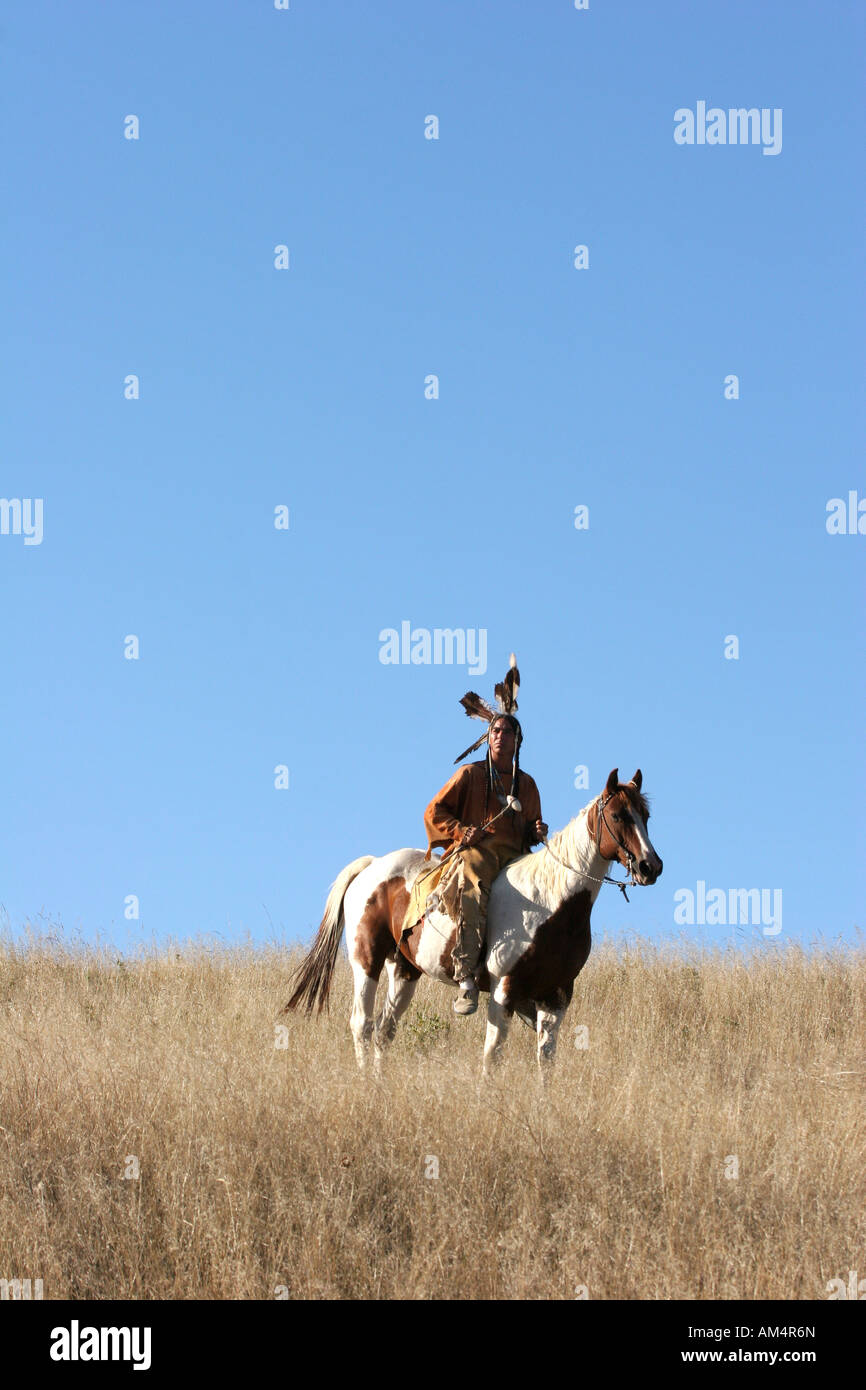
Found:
<box><xmin>283</xmin><ymin>855</ymin><xmax>375</xmax><ymax>1016</ymax></box>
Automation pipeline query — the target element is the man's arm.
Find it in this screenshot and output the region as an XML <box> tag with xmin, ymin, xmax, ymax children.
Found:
<box><xmin>520</xmin><ymin>777</ymin><xmax>546</xmax><ymax>849</ymax></box>
<box><xmin>424</xmin><ymin>765</ymin><xmax>476</xmax><ymax>852</ymax></box>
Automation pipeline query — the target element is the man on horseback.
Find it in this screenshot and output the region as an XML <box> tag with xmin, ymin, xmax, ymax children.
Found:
<box><xmin>403</xmin><ymin>655</ymin><xmax>547</xmax><ymax>1016</ymax></box>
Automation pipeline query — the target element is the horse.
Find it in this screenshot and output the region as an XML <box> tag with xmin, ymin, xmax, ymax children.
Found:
<box><xmin>283</xmin><ymin>768</ymin><xmax>662</xmax><ymax>1074</ymax></box>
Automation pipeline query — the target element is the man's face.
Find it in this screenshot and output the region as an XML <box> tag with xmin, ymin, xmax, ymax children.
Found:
<box><xmin>488</xmin><ymin>718</ymin><xmax>516</xmax><ymax>765</ymax></box>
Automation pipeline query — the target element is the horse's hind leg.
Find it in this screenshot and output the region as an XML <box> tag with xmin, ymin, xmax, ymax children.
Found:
<box><xmin>348</xmin><ymin>891</ymin><xmax>399</xmax><ymax>1069</ymax></box>
<box><xmin>374</xmin><ymin>953</ymin><xmax>420</xmax><ymax>1061</ymax></box>
<box><xmin>350</xmin><ymin>963</ymin><xmax>379</xmax><ymax>1070</ymax></box>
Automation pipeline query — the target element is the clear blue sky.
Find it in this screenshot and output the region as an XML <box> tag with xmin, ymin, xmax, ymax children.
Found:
<box><xmin>2</xmin><ymin>1</ymin><xmax>863</xmax><ymax>954</ymax></box>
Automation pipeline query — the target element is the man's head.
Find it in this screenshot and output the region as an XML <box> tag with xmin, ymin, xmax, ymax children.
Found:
<box><xmin>488</xmin><ymin>714</ymin><xmax>521</xmax><ymax>771</ymax></box>
<box><xmin>453</xmin><ymin>655</ymin><xmax>523</xmax><ymax>767</ymax></box>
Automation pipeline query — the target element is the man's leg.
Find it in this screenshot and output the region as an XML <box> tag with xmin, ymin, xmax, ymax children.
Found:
<box><xmin>450</xmin><ymin>845</ymin><xmax>515</xmax><ymax>1015</ymax></box>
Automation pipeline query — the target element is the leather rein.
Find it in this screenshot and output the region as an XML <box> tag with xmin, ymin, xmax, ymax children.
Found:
<box><xmin>541</xmin><ymin>791</ymin><xmax>637</xmax><ymax>902</ymax></box>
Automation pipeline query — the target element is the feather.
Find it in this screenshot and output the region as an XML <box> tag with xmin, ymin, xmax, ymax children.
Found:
<box><xmin>454</xmin><ymin>654</ymin><xmax>521</xmax><ymax>762</ymax></box>
<box><xmin>459</xmin><ymin>692</ymin><xmax>496</xmax><ymax>723</ymax></box>
<box><xmin>494</xmin><ymin>653</ymin><xmax>520</xmax><ymax>713</ymax></box>
<box><xmin>453</xmin><ymin>728</ymin><xmax>491</xmax><ymax>764</ymax></box>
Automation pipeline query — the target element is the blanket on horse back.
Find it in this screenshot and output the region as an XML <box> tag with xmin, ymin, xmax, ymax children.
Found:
<box><xmin>399</xmin><ymin>840</ymin><xmax>524</xmax><ymax>949</ymax></box>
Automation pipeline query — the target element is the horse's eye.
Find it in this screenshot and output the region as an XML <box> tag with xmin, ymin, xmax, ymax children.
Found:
<box><xmin>613</xmin><ymin>813</ymin><xmax>622</xmax><ymax>823</ymax></box>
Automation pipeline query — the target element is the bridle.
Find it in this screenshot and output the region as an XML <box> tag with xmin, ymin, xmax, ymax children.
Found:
<box><xmin>414</xmin><ymin>790</ymin><xmax>641</xmax><ymax>906</ymax></box>
<box><xmin>542</xmin><ymin>790</ymin><xmax>638</xmax><ymax>901</ymax></box>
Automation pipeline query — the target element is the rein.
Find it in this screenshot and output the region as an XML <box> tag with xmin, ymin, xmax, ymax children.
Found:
<box><xmin>407</xmin><ymin>795</ymin><xmax>520</xmax><ymax>896</ymax></box>
<box><xmin>413</xmin><ymin>791</ymin><xmax>639</xmax><ymax>903</ymax></box>
<box><xmin>542</xmin><ymin>792</ymin><xmax>637</xmax><ymax>902</ymax></box>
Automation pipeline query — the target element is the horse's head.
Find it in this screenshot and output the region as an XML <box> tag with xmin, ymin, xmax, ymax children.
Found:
<box><xmin>589</xmin><ymin>768</ymin><xmax>663</xmax><ymax>886</ymax></box>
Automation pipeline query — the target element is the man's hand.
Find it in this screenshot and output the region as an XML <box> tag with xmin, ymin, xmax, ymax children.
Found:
<box><xmin>535</xmin><ymin>820</ymin><xmax>548</xmax><ymax>840</ymax></box>
<box><xmin>459</xmin><ymin>825</ymin><xmax>485</xmax><ymax>848</ymax></box>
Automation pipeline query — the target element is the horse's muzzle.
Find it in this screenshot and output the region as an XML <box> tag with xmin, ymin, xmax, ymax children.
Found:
<box><xmin>636</xmin><ymin>856</ymin><xmax>663</xmax><ymax>885</ymax></box>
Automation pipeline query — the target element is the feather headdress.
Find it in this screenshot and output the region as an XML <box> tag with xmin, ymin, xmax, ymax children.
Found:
<box><xmin>453</xmin><ymin>653</ymin><xmax>521</xmax><ymax>764</ymax></box>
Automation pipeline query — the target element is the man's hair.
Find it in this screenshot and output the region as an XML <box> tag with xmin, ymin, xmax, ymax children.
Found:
<box><xmin>484</xmin><ymin>715</ymin><xmax>523</xmax><ymax>821</ymax></box>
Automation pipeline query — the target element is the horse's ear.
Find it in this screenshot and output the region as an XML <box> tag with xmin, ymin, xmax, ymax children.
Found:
<box><xmin>628</xmin><ymin>769</ymin><xmax>642</xmax><ymax>791</ymax></box>
<box><xmin>605</xmin><ymin>768</ymin><xmax>619</xmax><ymax>795</ymax></box>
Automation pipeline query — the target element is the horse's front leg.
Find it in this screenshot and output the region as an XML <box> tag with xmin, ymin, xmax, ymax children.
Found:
<box><xmin>483</xmin><ymin>977</ymin><xmax>512</xmax><ymax>1075</ymax></box>
<box><xmin>535</xmin><ymin>1002</ymin><xmax>566</xmax><ymax>1079</ymax></box>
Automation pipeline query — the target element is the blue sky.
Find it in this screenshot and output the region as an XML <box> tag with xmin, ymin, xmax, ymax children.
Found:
<box><xmin>2</xmin><ymin>1</ymin><xmax>863</xmax><ymax>955</ymax></box>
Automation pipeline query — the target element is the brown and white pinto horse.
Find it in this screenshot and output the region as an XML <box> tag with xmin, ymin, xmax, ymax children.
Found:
<box><xmin>284</xmin><ymin>769</ymin><xmax>662</xmax><ymax>1074</ymax></box>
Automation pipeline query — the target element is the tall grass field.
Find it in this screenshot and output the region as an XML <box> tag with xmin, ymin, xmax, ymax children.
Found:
<box><xmin>0</xmin><ymin>935</ymin><xmax>862</xmax><ymax>1300</ymax></box>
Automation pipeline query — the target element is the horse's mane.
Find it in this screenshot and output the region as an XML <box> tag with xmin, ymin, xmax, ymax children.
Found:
<box><xmin>515</xmin><ymin>784</ymin><xmax>649</xmax><ymax>909</ymax></box>
<box><xmin>511</xmin><ymin>800</ymin><xmax>599</xmax><ymax>906</ymax></box>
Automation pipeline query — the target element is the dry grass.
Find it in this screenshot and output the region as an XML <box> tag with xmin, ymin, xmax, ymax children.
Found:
<box><xmin>0</xmin><ymin>932</ymin><xmax>863</xmax><ymax>1300</ymax></box>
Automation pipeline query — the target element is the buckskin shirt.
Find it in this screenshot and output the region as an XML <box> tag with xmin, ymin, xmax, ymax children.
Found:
<box><xmin>400</xmin><ymin>760</ymin><xmax>544</xmax><ymax>979</ymax></box>
<box><xmin>423</xmin><ymin>760</ymin><xmax>543</xmax><ymax>859</ymax></box>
